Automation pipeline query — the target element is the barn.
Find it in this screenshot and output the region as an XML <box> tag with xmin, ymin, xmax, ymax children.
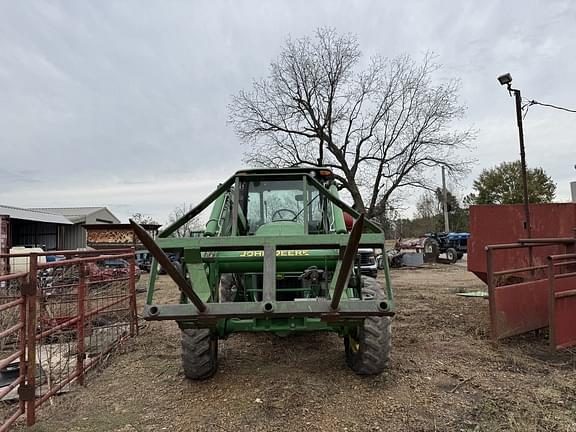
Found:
<box><xmin>0</xmin><ymin>205</ymin><xmax>121</xmax><ymax>253</ymax></box>
<box><xmin>29</xmin><ymin>207</ymin><xmax>120</xmax><ymax>250</ymax></box>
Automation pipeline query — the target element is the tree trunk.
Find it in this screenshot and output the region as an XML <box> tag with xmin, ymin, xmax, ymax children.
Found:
<box><xmin>347</xmin><ymin>179</ymin><xmax>366</xmax><ymax>213</ymax></box>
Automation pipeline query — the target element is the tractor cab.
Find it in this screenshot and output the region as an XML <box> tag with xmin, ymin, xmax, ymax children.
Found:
<box><xmin>244</xmin><ymin>178</ymin><xmax>323</xmax><ymax>235</ymax></box>
<box><xmin>208</xmin><ymin>167</ymin><xmax>344</xmax><ymax>238</ymax></box>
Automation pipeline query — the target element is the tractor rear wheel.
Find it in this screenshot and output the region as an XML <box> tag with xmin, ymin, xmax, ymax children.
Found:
<box><xmin>181</xmin><ymin>328</ymin><xmax>218</xmax><ymax>380</ymax></box>
<box><xmin>344</xmin><ymin>277</ymin><xmax>391</xmax><ymax>375</ymax></box>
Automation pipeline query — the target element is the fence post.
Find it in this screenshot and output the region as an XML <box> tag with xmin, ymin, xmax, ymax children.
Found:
<box><xmin>566</xmin><ymin>232</ymin><xmax>576</xmax><ymax>274</ymax></box>
<box><xmin>18</xmin><ymin>275</ymin><xmax>27</xmax><ymax>423</ymax></box>
<box><xmin>486</xmin><ymin>247</ymin><xmax>497</xmax><ymax>341</ymax></box>
<box><xmin>547</xmin><ymin>257</ymin><xmax>556</xmax><ymax>353</ymax></box>
<box><xmin>25</xmin><ymin>253</ymin><xmax>38</xmax><ymax>426</ymax></box>
<box><xmin>77</xmin><ymin>262</ymin><xmax>86</xmax><ymax>385</ymax></box>
<box><xmin>128</xmin><ymin>249</ymin><xmax>137</xmax><ymax>337</ymax></box>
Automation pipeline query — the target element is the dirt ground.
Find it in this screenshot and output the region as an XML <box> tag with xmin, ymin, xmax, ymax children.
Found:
<box><xmin>14</xmin><ymin>264</ymin><xmax>576</xmax><ymax>432</ymax></box>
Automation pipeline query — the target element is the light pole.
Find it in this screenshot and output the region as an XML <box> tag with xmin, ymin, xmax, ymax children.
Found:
<box><xmin>441</xmin><ymin>166</ymin><xmax>450</xmax><ymax>232</ymax></box>
<box><xmin>497</xmin><ymin>73</ymin><xmax>532</xmax><ymax>238</ymax></box>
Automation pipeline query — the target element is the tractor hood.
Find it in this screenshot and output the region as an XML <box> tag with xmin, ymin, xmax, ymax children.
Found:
<box><xmin>254</xmin><ymin>221</ymin><xmax>304</xmax><ymax>236</ymax></box>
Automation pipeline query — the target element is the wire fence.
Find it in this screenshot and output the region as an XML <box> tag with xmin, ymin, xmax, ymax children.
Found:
<box><xmin>0</xmin><ymin>272</ymin><xmax>26</xmax><ymax>432</ymax></box>
<box><xmin>0</xmin><ymin>249</ymin><xmax>138</xmax><ymax>431</ymax></box>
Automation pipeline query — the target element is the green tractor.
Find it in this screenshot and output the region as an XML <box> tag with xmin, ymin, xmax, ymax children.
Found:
<box><xmin>131</xmin><ymin>167</ymin><xmax>394</xmax><ymax>379</ymax></box>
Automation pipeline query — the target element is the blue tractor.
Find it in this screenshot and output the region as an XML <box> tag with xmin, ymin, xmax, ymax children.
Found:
<box><xmin>423</xmin><ymin>232</ymin><xmax>470</xmax><ymax>263</ymax></box>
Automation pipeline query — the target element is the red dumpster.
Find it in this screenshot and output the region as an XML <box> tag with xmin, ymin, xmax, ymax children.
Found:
<box><xmin>468</xmin><ymin>203</ymin><xmax>576</xmax><ymax>283</ymax></box>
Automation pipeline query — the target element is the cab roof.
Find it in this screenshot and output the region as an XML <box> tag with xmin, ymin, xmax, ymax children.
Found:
<box><xmin>235</xmin><ymin>167</ymin><xmax>333</xmax><ymax>178</ymax></box>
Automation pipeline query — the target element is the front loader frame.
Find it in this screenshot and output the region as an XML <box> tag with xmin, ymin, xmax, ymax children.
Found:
<box><xmin>132</xmin><ymin>170</ymin><xmax>395</xmax><ymax>330</ymax></box>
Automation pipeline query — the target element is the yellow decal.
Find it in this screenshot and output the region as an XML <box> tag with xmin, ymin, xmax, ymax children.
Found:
<box><xmin>239</xmin><ymin>250</ymin><xmax>263</xmax><ymax>257</ymax></box>
<box><xmin>239</xmin><ymin>250</ymin><xmax>309</xmax><ymax>257</ymax></box>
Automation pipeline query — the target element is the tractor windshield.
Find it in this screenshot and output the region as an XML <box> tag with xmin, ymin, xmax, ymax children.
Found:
<box><xmin>245</xmin><ymin>179</ymin><xmax>325</xmax><ymax>233</ymax></box>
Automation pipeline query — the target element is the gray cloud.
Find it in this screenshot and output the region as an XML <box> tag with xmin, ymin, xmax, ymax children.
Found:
<box><xmin>1</xmin><ymin>0</ymin><xmax>575</xmax><ymax>222</ymax></box>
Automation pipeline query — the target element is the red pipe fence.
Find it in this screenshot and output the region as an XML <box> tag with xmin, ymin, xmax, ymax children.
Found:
<box><xmin>0</xmin><ymin>249</ymin><xmax>138</xmax><ymax>431</ymax></box>
<box><xmin>485</xmin><ymin>236</ymin><xmax>576</xmax><ymax>350</ymax></box>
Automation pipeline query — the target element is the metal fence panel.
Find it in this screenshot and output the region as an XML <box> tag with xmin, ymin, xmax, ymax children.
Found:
<box><xmin>0</xmin><ymin>250</ymin><xmax>137</xmax><ymax>431</ymax></box>
<box><xmin>0</xmin><ymin>273</ymin><xmax>26</xmax><ymax>432</ymax></box>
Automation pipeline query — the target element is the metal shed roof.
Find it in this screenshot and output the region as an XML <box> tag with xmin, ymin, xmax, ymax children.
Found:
<box><xmin>0</xmin><ymin>205</ymin><xmax>73</xmax><ymax>225</ymax></box>
<box><xmin>29</xmin><ymin>207</ymin><xmax>120</xmax><ymax>224</ymax></box>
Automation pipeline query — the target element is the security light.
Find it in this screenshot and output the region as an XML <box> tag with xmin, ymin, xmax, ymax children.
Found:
<box><xmin>497</xmin><ymin>73</ymin><xmax>513</xmax><ymax>86</ymax></box>
<box><xmin>497</xmin><ymin>72</ymin><xmax>531</xmax><ymax>236</ymax></box>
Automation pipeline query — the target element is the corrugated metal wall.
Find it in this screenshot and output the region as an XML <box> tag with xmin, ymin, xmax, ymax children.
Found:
<box><xmin>11</xmin><ymin>221</ymin><xmax>59</xmax><ymax>250</ymax></box>
<box><xmin>60</xmin><ymin>224</ymin><xmax>87</xmax><ymax>250</ymax></box>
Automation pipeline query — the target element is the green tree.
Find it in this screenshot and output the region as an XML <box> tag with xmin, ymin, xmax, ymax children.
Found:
<box><xmin>434</xmin><ymin>187</ymin><xmax>458</xmax><ymax>213</ymax></box>
<box><xmin>433</xmin><ymin>188</ymin><xmax>469</xmax><ymax>232</ymax></box>
<box><xmin>468</xmin><ymin>161</ymin><xmax>556</xmax><ymax>205</ymax></box>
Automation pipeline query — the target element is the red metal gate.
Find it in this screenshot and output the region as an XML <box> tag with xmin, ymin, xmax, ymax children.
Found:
<box><xmin>547</xmin><ymin>253</ymin><xmax>576</xmax><ymax>351</ymax></box>
<box><xmin>485</xmin><ymin>241</ymin><xmax>576</xmax><ymax>351</ymax></box>
<box><xmin>1</xmin><ymin>249</ymin><xmax>138</xmax><ymax>431</ymax></box>
<box><xmin>486</xmin><ymin>244</ymin><xmax>549</xmax><ymax>340</ymax></box>
<box><xmin>0</xmin><ymin>271</ymin><xmax>26</xmax><ymax>432</ymax></box>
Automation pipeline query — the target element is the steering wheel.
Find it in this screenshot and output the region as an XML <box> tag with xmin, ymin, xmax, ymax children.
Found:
<box><xmin>271</xmin><ymin>208</ymin><xmax>298</xmax><ymax>222</ymax></box>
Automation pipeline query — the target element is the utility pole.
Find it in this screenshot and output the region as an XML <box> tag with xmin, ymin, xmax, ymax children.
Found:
<box><xmin>512</xmin><ymin>88</ymin><xmax>532</xmax><ymax>237</ymax></box>
<box><xmin>442</xmin><ymin>166</ymin><xmax>450</xmax><ymax>233</ymax></box>
<box><xmin>497</xmin><ymin>73</ymin><xmax>532</xmax><ymax>238</ymax></box>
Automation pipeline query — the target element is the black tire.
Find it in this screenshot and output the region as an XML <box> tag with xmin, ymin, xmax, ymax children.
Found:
<box><xmin>446</xmin><ymin>247</ymin><xmax>458</xmax><ymax>264</ymax></box>
<box><xmin>457</xmin><ymin>252</ymin><xmax>464</xmax><ymax>260</ymax></box>
<box><xmin>423</xmin><ymin>238</ymin><xmax>440</xmax><ymax>263</ymax></box>
<box><xmin>181</xmin><ymin>328</ymin><xmax>218</xmax><ymax>380</ymax></box>
<box><xmin>218</xmin><ymin>274</ymin><xmax>236</xmax><ymax>302</ymax></box>
<box><xmin>344</xmin><ymin>277</ymin><xmax>391</xmax><ymax>375</ymax></box>
<box><xmin>178</xmin><ymin>261</ymin><xmax>218</xmax><ymax>380</ymax></box>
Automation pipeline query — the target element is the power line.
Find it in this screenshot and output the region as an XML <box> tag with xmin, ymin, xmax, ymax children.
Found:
<box><xmin>527</xmin><ymin>100</ymin><xmax>576</xmax><ymax>113</ymax></box>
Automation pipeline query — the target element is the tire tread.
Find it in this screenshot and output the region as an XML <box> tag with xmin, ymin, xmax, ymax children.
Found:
<box><xmin>345</xmin><ymin>276</ymin><xmax>392</xmax><ymax>375</ymax></box>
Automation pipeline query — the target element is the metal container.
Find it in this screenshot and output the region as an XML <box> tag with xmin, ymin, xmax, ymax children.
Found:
<box><xmin>467</xmin><ymin>203</ymin><xmax>576</xmax><ymax>282</ymax></box>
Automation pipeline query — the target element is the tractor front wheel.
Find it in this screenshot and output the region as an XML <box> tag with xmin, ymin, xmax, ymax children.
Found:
<box><xmin>181</xmin><ymin>328</ymin><xmax>218</xmax><ymax>380</ymax></box>
<box><xmin>344</xmin><ymin>277</ymin><xmax>391</xmax><ymax>375</ymax></box>
<box><xmin>446</xmin><ymin>247</ymin><xmax>458</xmax><ymax>264</ymax></box>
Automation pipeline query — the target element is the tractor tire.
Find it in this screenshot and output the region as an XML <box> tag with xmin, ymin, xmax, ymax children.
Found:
<box><xmin>181</xmin><ymin>328</ymin><xmax>218</xmax><ymax>380</ymax></box>
<box><xmin>423</xmin><ymin>238</ymin><xmax>440</xmax><ymax>263</ymax></box>
<box><xmin>172</xmin><ymin>261</ymin><xmax>183</xmax><ymax>276</ymax></box>
<box><xmin>446</xmin><ymin>247</ymin><xmax>458</xmax><ymax>264</ymax></box>
<box><xmin>344</xmin><ymin>277</ymin><xmax>391</xmax><ymax>375</ymax></box>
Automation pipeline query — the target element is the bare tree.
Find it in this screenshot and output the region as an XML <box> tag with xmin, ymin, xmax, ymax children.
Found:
<box><xmin>229</xmin><ymin>28</ymin><xmax>474</xmax><ymax>218</ymax></box>
<box><xmin>167</xmin><ymin>203</ymin><xmax>204</xmax><ymax>238</ymax></box>
<box><xmin>415</xmin><ymin>192</ymin><xmax>437</xmax><ymax>220</ymax></box>
<box><xmin>131</xmin><ymin>212</ymin><xmax>159</xmax><ymax>225</ymax></box>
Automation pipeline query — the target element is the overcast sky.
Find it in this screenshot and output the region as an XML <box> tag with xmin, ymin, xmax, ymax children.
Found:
<box><xmin>1</xmin><ymin>1</ymin><xmax>575</xmax><ymax>224</ymax></box>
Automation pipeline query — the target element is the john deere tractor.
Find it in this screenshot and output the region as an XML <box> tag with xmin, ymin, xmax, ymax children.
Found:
<box><xmin>131</xmin><ymin>167</ymin><xmax>394</xmax><ymax>379</ymax></box>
